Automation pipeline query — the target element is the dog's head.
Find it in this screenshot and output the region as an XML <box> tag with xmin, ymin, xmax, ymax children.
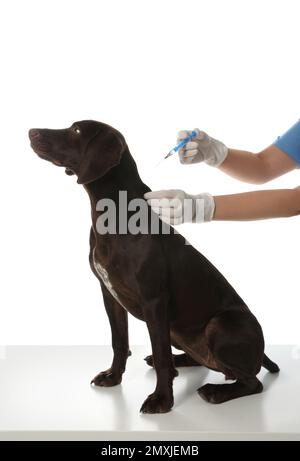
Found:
<box><xmin>29</xmin><ymin>120</ymin><xmax>127</xmax><ymax>184</ymax></box>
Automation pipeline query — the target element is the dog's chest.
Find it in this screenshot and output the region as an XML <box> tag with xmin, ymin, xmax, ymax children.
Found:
<box><xmin>92</xmin><ymin>248</ymin><xmax>127</xmax><ymax>310</ymax></box>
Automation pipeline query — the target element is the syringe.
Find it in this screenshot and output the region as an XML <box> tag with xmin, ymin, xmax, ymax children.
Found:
<box><xmin>163</xmin><ymin>130</ymin><xmax>197</xmax><ymax>160</ymax></box>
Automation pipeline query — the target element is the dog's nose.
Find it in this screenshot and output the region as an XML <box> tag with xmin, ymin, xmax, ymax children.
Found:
<box><xmin>29</xmin><ymin>129</ymin><xmax>40</xmax><ymax>140</ymax></box>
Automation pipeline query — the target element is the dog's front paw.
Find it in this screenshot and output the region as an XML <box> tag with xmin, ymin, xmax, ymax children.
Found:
<box><xmin>90</xmin><ymin>368</ymin><xmax>122</xmax><ymax>387</ymax></box>
<box><xmin>140</xmin><ymin>392</ymin><xmax>174</xmax><ymax>414</ymax></box>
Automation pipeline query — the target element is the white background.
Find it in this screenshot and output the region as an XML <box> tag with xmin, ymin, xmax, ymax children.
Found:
<box><xmin>0</xmin><ymin>0</ymin><xmax>299</xmax><ymax>346</ymax></box>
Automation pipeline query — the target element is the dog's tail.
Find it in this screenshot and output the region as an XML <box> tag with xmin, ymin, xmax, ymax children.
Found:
<box><xmin>262</xmin><ymin>353</ymin><xmax>280</xmax><ymax>373</ymax></box>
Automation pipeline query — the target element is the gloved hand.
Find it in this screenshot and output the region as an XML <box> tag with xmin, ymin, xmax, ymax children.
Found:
<box><xmin>177</xmin><ymin>128</ymin><xmax>228</xmax><ymax>167</ymax></box>
<box><xmin>144</xmin><ymin>189</ymin><xmax>215</xmax><ymax>225</ymax></box>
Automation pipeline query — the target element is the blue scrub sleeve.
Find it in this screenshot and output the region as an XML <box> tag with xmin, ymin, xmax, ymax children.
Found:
<box><xmin>273</xmin><ymin>119</ymin><xmax>300</xmax><ymax>166</ymax></box>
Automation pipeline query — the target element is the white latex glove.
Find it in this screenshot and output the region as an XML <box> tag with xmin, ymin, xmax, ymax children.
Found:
<box><xmin>144</xmin><ymin>189</ymin><xmax>215</xmax><ymax>225</ymax></box>
<box><xmin>177</xmin><ymin>128</ymin><xmax>228</xmax><ymax>167</ymax></box>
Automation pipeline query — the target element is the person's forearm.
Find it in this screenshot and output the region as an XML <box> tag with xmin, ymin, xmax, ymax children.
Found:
<box><xmin>213</xmin><ymin>188</ymin><xmax>300</xmax><ymax>221</ymax></box>
<box><xmin>218</xmin><ymin>145</ymin><xmax>297</xmax><ymax>184</ymax></box>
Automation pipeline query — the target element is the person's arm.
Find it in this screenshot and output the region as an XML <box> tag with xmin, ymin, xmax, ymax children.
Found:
<box><xmin>218</xmin><ymin>145</ymin><xmax>297</xmax><ymax>184</ymax></box>
<box><xmin>145</xmin><ymin>122</ymin><xmax>300</xmax><ymax>224</ymax></box>
<box><xmin>178</xmin><ymin>121</ymin><xmax>300</xmax><ymax>183</ymax></box>
<box><xmin>144</xmin><ymin>187</ymin><xmax>300</xmax><ymax>225</ymax></box>
<box><xmin>213</xmin><ymin>187</ymin><xmax>300</xmax><ymax>221</ymax></box>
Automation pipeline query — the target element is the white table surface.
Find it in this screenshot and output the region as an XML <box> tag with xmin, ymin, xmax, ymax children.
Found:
<box><xmin>0</xmin><ymin>345</ymin><xmax>299</xmax><ymax>441</ymax></box>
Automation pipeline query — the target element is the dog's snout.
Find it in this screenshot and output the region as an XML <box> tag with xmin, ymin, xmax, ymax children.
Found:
<box><xmin>29</xmin><ymin>129</ymin><xmax>40</xmax><ymax>140</ymax></box>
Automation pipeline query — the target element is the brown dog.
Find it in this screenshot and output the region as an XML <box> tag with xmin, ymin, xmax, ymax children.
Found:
<box><xmin>29</xmin><ymin>120</ymin><xmax>279</xmax><ymax>414</ymax></box>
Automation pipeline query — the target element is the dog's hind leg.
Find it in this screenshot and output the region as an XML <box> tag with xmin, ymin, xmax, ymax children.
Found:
<box><xmin>144</xmin><ymin>352</ymin><xmax>201</xmax><ymax>368</ymax></box>
<box><xmin>197</xmin><ymin>309</ymin><xmax>265</xmax><ymax>404</ymax></box>
<box><xmin>198</xmin><ymin>377</ymin><xmax>263</xmax><ymax>404</ymax></box>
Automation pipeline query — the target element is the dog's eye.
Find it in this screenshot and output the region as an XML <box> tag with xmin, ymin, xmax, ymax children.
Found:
<box><xmin>73</xmin><ymin>127</ymin><xmax>81</xmax><ymax>135</ymax></box>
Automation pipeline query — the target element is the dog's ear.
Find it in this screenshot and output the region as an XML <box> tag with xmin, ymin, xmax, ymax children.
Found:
<box><xmin>77</xmin><ymin>131</ymin><xmax>125</xmax><ymax>185</ymax></box>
